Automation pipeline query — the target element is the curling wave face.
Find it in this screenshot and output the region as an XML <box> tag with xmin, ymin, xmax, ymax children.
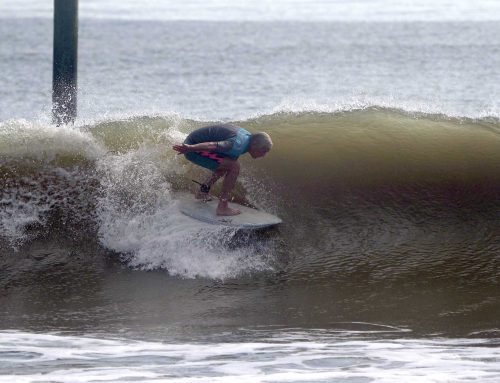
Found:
<box><xmin>1</xmin><ymin>108</ymin><xmax>499</xmax><ymax>281</ymax></box>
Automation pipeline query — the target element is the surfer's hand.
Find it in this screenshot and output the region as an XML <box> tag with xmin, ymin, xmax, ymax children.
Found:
<box><xmin>172</xmin><ymin>143</ymin><xmax>192</xmax><ymax>154</ymax></box>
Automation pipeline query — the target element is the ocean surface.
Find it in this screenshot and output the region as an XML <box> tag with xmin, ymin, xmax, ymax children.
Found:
<box><xmin>1</xmin><ymin>1</ymin><xmax>500</xmax><ymax>382</ymax></box>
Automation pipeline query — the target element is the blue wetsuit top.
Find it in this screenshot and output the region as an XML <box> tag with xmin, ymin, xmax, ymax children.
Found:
<box><xmin>184</xmin><ymin>124</ymin><xmax>252</xmax><ymax>159</ymax></box>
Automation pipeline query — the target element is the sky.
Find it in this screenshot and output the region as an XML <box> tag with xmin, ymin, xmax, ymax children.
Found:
<box><xmin>1</xmin><ymin>0</ymin><xmax>500</xmax><ymax>21</ymax></box>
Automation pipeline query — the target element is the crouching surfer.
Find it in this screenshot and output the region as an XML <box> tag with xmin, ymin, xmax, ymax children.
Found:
<box><xmin>172</xmin><ymin>124</ymin><xmax>273</xmax><ymax>216</ymax></box>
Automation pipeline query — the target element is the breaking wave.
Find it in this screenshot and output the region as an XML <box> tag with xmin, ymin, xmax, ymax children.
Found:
<box><xmin>1</xmin><ymin>107</ymin><xmax>499</xmax><ymax>280</ymax></box>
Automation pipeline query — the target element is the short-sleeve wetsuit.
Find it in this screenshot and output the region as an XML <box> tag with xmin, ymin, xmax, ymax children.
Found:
<box><xmin>183</xmin><ymin>124</ymin><xmax>252</xmax><ymax>170</ymax></box>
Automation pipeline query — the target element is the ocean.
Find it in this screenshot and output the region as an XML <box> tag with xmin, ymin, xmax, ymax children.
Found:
<box><xmin>1</xmin><ymin>1</ymin><xmax>500</xmax><ymax>382</ymax></box>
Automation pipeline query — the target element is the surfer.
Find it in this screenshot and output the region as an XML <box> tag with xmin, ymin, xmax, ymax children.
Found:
<box><xmin>173</xmin><ymin>124</ymin><xmax>273</xmax><ymax>216</ymax></box>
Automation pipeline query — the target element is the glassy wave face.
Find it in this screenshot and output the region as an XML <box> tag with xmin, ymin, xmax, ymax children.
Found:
<box><xmin>1</xmin><ymin>108</ymin><xmax>499</xmax><ymax>283</ymax></box>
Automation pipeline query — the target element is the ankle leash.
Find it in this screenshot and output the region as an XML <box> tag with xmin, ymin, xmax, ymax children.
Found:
<box><xmin>191</xmin><ymin>179</ymin><xmax>210</xmax><ymax>193</ymax></box>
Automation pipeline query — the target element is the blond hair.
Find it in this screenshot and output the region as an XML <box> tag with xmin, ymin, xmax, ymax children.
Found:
<box><xmin>251</xmin><ymin>132</ymin><xmax>273</xmax><ymax>151</ymax></box>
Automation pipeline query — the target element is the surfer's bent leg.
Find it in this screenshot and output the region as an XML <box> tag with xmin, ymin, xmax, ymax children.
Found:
<box><xmin>216</xmin><ymin>158</ymin><xmax>241</xmax><ymax>216</ymax></box>
<box><xmin>203</xmin><ymin>168</ymin><xmax>225</xmax><ymax>189</ymax></box>
<box><xmin>184</xmin><ymin>152</ymin><xmax>241</xmax><ymax>215</ymax></box>
<box><xmin>184</xmin><ymin>151</ymin><xmax>225</xmax><ymax>201</ymax></box>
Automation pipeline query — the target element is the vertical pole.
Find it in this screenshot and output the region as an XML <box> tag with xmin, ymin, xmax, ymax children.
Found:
<box><xmin>52</xmin><ymin>0</ymin><xmax>78</xmax><ymax>125</ymax></box>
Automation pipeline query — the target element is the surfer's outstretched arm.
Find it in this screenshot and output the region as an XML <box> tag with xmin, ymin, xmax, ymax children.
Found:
<box><xmin>172</xmin><ymin>142</ymin><xmax>218</xmax><ymax>154</ymax></box>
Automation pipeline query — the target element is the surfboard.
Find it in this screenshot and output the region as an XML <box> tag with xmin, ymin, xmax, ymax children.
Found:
<box><xmin>177</xmin><ymin>192</ymin><xmax>282</xmax><ymax>229</ymax></box>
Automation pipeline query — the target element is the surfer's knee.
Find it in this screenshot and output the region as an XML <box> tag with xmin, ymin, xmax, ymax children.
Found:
<box><xmin>213</xmin><ymin>167</ymin><xmax>226</xmax><ymax>177</ymax></box>
<box><xmin>218</xmin><ymin>158</ymin><xmax>239</xmax><ymax>172</ymax></box>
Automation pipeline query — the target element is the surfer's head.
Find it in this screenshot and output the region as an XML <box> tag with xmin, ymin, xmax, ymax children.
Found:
<box><xmin>249</xmin><ymin>132</ymin><xmax>273</xmax><ymax>158</ymax></box>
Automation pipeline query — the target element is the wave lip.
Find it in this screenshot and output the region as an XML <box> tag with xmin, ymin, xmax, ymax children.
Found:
<box><xmin>0</xmin><ymin>119</ymin><xmax>105</xmax><ymax>163</ymax></box>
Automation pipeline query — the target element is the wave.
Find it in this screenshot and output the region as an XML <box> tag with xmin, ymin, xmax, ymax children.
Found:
<box><xmin>1</xmin><ymin>107</ymin><xmax>499</xmax><ymax>280</ymax></box>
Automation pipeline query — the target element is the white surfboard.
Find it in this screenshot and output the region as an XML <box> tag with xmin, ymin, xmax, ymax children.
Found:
<box><xmin>177</xmin><ymin>192</ymin><xmax>282</xmax><ymax>229</ymax></box>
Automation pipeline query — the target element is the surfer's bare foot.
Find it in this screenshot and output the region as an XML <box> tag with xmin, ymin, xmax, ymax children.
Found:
<box><xmin>195</xmin><ymin>190</ymin><xmax>212</xmax><ymax>201</ymax></box>
<box><xmin>217</xmin><ymin>200</ymin><xmax>241</xmax><ymax>216</ymax></box>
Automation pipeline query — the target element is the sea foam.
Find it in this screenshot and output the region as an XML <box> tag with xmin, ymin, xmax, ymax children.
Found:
<box><xmin>0</xmin><ymin>330</ymin><xmax>499</xmax><ymax>383</ymax></box>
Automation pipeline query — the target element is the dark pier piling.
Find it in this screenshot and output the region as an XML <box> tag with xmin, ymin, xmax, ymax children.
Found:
<box><xmin>52</xmin><ymin>0</ymin><xmax>78</xmax><ymax>125</ymax></box>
